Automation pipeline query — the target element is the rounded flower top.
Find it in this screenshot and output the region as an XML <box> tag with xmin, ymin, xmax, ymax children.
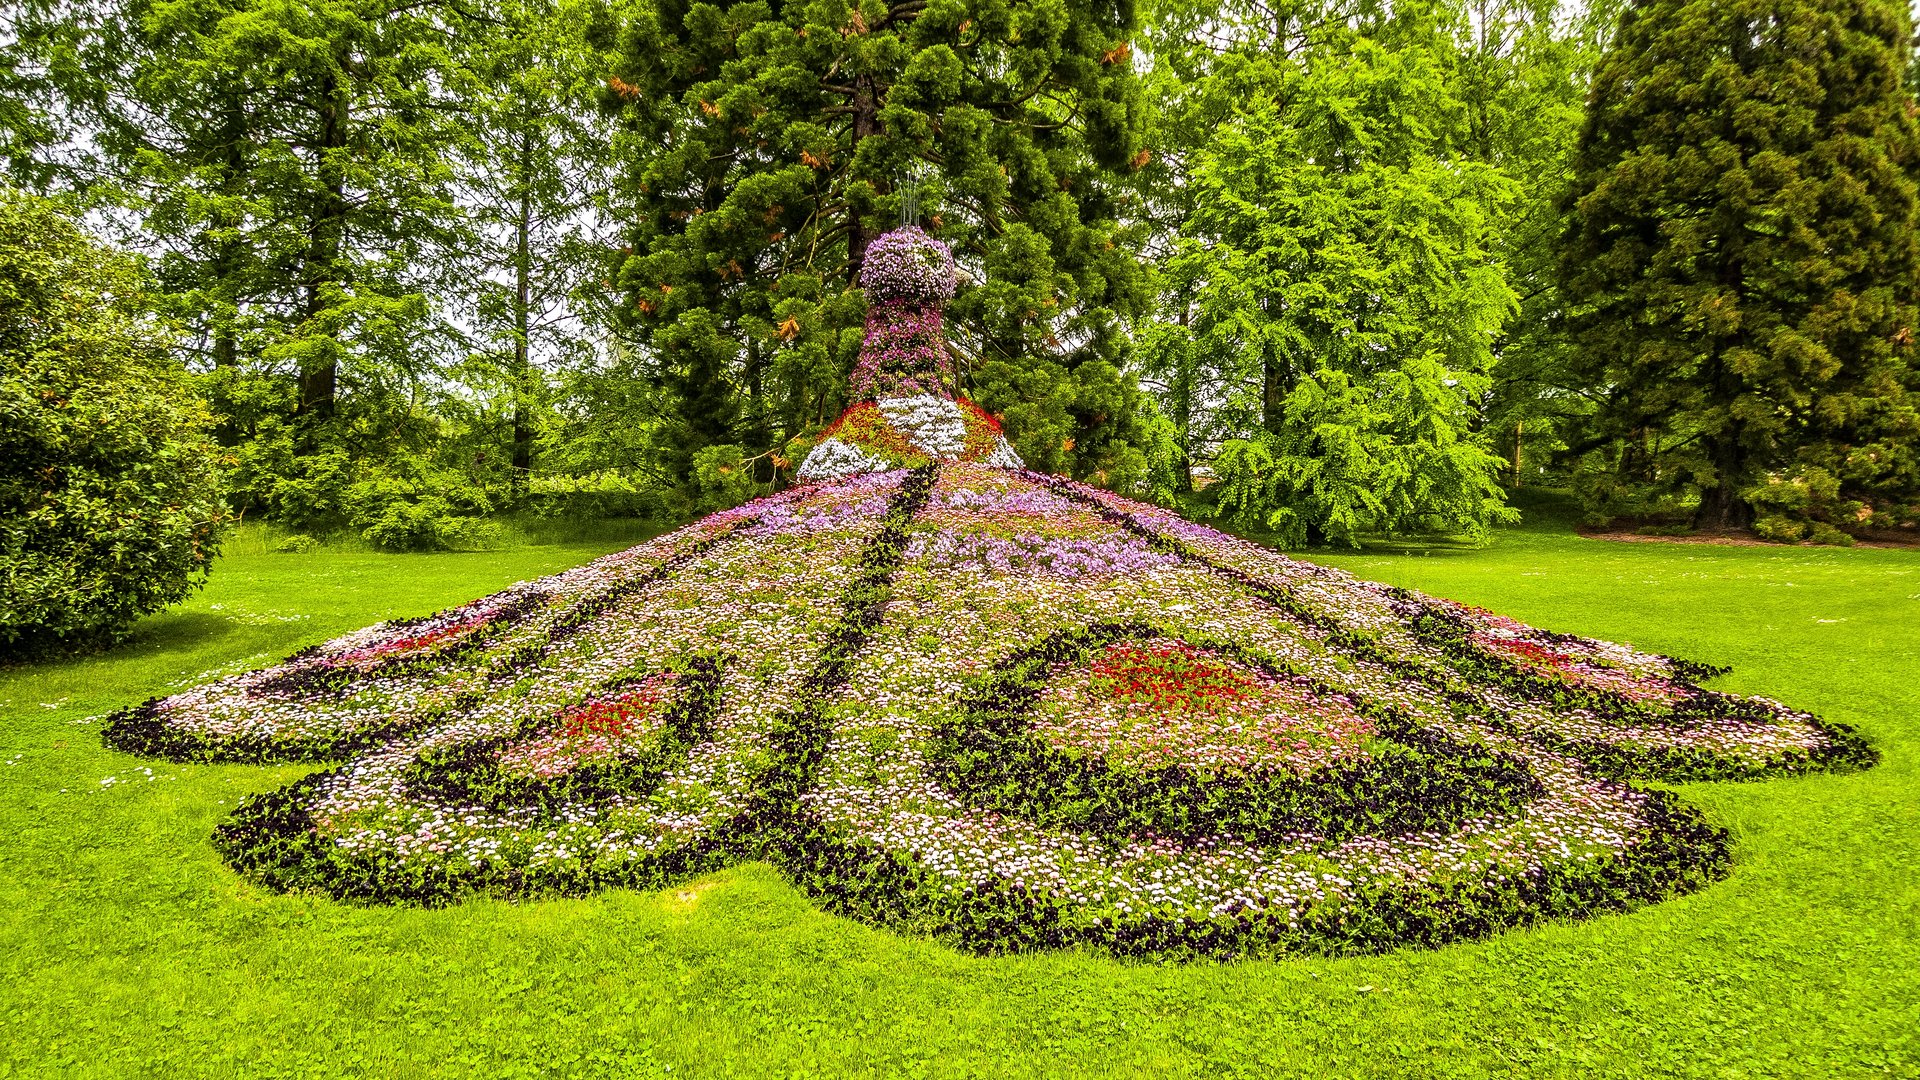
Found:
<box><xmin>858</xmin><ymin>225</ymin><xmax>956</xmax><ymax>303</ymax></box>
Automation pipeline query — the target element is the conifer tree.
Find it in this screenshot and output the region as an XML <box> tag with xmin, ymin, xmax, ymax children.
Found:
<box><xmin>1559</xmin><ymin>0</ymin><xmax>1920</xmax><ymax>536</ymax></box>
<box><xmin>20</xmin><ymin>0</ymin><xmax>467</xmax><ymax>431</ymax></box>
<box><xmin>449</xmin><ymin>0</ymin><xmax>623</xmax><ymax>499</ymax></box>
<box><xmin>1140</xmin><ymin>0</ymin><xmax>1519</xmax><ymax>546</ymax></box>
<box><xmin>597</xmin><ymin>0</ymin><xmax>1160</xmax><ymax>490</ymax></box>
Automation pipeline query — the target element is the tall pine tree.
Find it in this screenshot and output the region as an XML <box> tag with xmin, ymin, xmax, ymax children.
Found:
<box><xmin>21</xmin><ymin>0</ymin><xmax>467</xmax><ymax>439</ymax></box>
<box><xmin>1559</xmin><ymin>0</ymin><xmax>1920</xmax><ymax>536</ymax></box>
<box><xmin>449</xmin><ymin>0</ymin><xmax>624</xmax><ymax>499</ymax></box>
<box><xmin>597</xmin><ymin>0</ymin><xmax>1161</xmax><ymax>490</ymax></box>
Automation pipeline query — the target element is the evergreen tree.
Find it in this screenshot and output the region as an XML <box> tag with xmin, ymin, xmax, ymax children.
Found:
<box><xmin>1559</xmin><ymin>0</ymin><xmax>1920</xmax><ymax>536</ymax></box>
<box><xmin>448</xmin><ymin>0</ymin><xmax>624</xmax><ymax>500</ymax></box>
<box><xmin>23</xmin><ymin>0</ymin><xmax>466</xmax><ymax>441</ymax></box>
<box><xmin>598</xmin><ymin>0</ymin><xmax>1160</xmax><ymax>490</ymax></box>
<box><xmin>1454</xmin><ymin>0</ymin><xmax>1611</xmax><ymax>488</ymax></box>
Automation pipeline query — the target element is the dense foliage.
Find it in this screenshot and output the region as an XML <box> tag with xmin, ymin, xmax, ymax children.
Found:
<box><xmin>0</xmin><ymin>191</ymin><xmax>227</xmax><ymax>654</ymax></box>
<box><xmin>1138</xmin><ymin>0</ymin><xmax>1540</xmax><ymax>544</ymax></box>
<box><xmin>3</xmin><ymin>0</ymin><xmax>1917</xmax><ymax>571</ymax></box>
<box><xmin>1558</xmin><ymin>0</ymin><xmax>1920</xmax><ymax>536</ymax></box>
<box><xmin>5</xmin><ymin>0</ymin><xmax>631</xmax><ymax>544</ymax></box>
<box><xmin>597</xmin><ymin>0</ymin><xmax>1169</xmax><ymax>493</ymax></box>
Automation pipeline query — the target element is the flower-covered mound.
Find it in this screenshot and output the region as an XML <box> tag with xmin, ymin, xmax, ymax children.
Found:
<box><xmin>104</xmin><ymin>464</ymin><xmax>1874</xmax><ymax>958</ymax></box>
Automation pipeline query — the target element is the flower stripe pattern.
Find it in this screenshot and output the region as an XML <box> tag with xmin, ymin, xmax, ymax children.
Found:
<box><xmin>108</xmin><ymin>478</ymin><xmax>906</xmax><ymax>902</ymax></box>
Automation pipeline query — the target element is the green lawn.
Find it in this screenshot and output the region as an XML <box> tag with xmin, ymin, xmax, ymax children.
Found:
<box><xmin>2</xmin><ymin>514</ymin><xmax>1915</xmax><ymax>1079</ymax></box>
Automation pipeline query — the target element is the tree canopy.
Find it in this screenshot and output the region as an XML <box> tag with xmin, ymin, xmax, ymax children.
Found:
<box><xmin>1558</xmin><ymin>0</ymin><xmax>1920</xmax><ymax>536</ymax></box>
<box><xmin>598</xmin><ymin>0</ymin><xmax>1167</xmax><ymax>491</ymax></box>
<box><xmin>1</xmin><ymin>0</ymin><xmax>1915</xmax><ymax>563</ymax></box>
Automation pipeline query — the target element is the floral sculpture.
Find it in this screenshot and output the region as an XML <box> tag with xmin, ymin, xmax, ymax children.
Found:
<box><xmin>799</xmin><ymin>226</ymin><xmax>1021</xmax><ymax>480</ymax></box>
<box><xmin>104</xmin><ymin>227</ymin><xmax>1875</xmax><ymax>959</ymax></box>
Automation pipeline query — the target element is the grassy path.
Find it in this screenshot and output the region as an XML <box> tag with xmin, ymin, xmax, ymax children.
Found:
<box><xmin>0</xmin><ymin>520</ymin><xmax>1913</xmax><ymax>1078</ymax></box>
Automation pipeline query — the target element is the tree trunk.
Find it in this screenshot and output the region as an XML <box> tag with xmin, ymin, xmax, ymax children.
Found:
<box><xmin>297</xmin><ymin>61</ymin><xmax>348</xmax><ymax>425</ymax></box>
<box><xmin>846</xmin><ymin>73</ymin><xmax>881</xmax><ymax>283</ymax></box>
<box><xmin>1261</xmin><ymin>350</ymin><xmax>1285</xmax><ymax>436</ymax></box>
<box><xmin>1695</xmin><ymin>438</ymin><xmax>1754</xmax><ymax>531</ymax></box>
<box><xmin>211</xmin><ymin>95</ymin><xmax>247</xmax><ymax>371</ymax></box>
<box><xmin>510</xmin><ymin>129</ymin><xmax>535</xmax><ymax>501</ymax></box>
<box><xmin>1172</xmin><ymin>305</ymin><xmax>1194</xmax><ymax>493</ymax></box>
<box><xmin>744</xmin><ymin>337</ymin><xmax>772</xmax><ymax>481</ymax></box>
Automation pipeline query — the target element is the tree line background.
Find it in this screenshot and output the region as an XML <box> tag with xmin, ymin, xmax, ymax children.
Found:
<box><xmin>4</xmin><ymin>0</ymin><xmax>1918</xmax><ymax>584</ymax></box>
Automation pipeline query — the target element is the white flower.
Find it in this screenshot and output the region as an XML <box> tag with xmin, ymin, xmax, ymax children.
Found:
<box><xmin>877</xmin><ymin>395</ymin><xmax>968</xmax><ymax>460</ymax></box>
<box><xmin>797</xmin><ymin>437</ymin><xmax>892</xmax><ymax>481</ymax></box>
<box><xmin>982</xmin><ymin>435</ymin><xmax>1024</xmax><ymax>469</ymax></box>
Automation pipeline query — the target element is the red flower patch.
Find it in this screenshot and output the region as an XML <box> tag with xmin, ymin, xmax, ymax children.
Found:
<box><xmin>1476</xmin><ymin>635</ymin><xmax>1576</xmax><ymax>670</ymax></box>
<box><xmin>498</xmin><ymin>678</ymin><xmax>674</xmax><ymax>779</ymax></box>
<box><xmin>1037</xmin><ymin>638</ymin><xmax>1377</xmax><ymax>775</ymax></box>
<box><xmin>1090</xmin><ymin>641</ymin><xmax>1261</xmax><ymax>713</ymax></box>
<box><xmin>955</xmin><ymin>397</ymin><xmax>1008</xmax><ymax>462</ymax></box>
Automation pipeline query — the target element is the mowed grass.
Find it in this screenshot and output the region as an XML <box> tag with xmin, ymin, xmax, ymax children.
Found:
<box><xmin>1</xmin><ymin>511</ymin><xmax>1915</xmax><ymax>1079</ymax></box>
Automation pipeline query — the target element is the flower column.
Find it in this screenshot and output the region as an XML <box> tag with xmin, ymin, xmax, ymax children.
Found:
<box><xmin>799</xmin><ymin>226</ymin><xmax>1022</xmax><ymax>480</ymax></box>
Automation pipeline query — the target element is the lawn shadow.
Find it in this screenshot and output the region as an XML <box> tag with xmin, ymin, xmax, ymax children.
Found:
<box><xmin>0</xmin><ymin>611</ymin><xmax>240</xmax><ymax>680</ymax></box>
<box><xmin>117</xmin><ymin>611</ymin><xmax>240</xmax><ymax>657</ymax></box>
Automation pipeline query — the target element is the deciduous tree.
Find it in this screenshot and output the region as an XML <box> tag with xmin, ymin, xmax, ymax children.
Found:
<box><xmin>1143</xmin><ymin>0</ymin><xmax>1518</xmax><ymax>545</ymax></box>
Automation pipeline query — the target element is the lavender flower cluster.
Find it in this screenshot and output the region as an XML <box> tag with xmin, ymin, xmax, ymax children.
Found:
<box><xmin>857</xmin><ymin>225</ymin><xmax>957</xmax><ymax>304</ymax></box>
<box><xmin>106</xmin><ymin>461</ymin><xmax>1872</xmax><ymax>958</ymax></box>
<box><xmin>904</xmin><ymin>529</ymin><xmax>1178</xmax><ymax>579</ymax></box>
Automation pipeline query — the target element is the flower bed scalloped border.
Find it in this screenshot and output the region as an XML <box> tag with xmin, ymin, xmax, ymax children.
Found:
<box><xmin>1033</xmin><ymin>471</ymin><xmax>1878</xmax><ymax>783</ymax></box>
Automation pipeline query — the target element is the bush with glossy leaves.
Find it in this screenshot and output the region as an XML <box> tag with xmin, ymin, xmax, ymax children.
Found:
<box><xmin>0</xmin><ymin>190</ymin><xmax>227</xmax><ymax>655</ymax></box>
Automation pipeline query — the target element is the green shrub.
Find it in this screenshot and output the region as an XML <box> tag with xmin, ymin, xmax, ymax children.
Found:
<box><xmin>266</xmin><ymin>449</ymin><xmax>356</xmax><ymax>534</ymax></box>
<box><xmin>1208</xmin><ymin>366</ymin><xmax>1517</xmax><ymax>548</ymax></box>
<box><xmin>354</xmin><ymin>495</ymin><xmax>499</xmax><ymax>552</ymax></box>
<box><xmin>1752</xmin><ymin>515</ymin><xmax>1809</xmax><ymax>544</ymax></box>
<box><xmin>273</xmin><ymin>534</ymin><xmax>321</xmax><ymax>554</ymax></box>
<box><xmin>522</xmin><ymin>472</ymin><xmax>668</xmax><ymax>520</ymax></box>
<box><xmin>1805</xmin><ymin>522</ymin><xmax>1856</xmax><ymax>548</ymax></box>
<box><xmin>0</xmin><ymin>190</ymin><xmax>227</xmax><ymax>655</ymax></box>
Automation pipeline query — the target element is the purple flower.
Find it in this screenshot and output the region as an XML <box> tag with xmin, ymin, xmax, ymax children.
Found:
<box><xmin>858</xmin><ymin>225</ymin><xmax>956</xmax><ymax>303</ymax></box>
<box><xmin>850</xmin><ymin>301</ymin><xmax>953</xmax><ymax>400</ymax></box>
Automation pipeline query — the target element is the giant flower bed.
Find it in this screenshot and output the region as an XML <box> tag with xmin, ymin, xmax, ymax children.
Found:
<box><xmin>103</xmin><ymin>460</ymin><xmax>1874</xmax><ymax>956</ymax></box>
<box><xmin>102</xmin><ymin>224</ymin><xmax>1874</xmax><ymax>957</ymax></box>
